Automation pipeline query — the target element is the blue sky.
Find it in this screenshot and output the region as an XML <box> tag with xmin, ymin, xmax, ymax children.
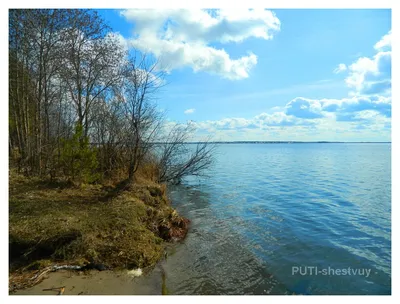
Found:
<box><xmin>99</xmin><ymin>9</ymin><xmax>391</xmax><ymax>142</ymax></box>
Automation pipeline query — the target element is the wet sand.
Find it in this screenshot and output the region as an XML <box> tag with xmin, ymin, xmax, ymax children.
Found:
<box><xmin>12</xmin><ymin>267</ymin><xmax>165</xmax><ymax>295</ymax></box>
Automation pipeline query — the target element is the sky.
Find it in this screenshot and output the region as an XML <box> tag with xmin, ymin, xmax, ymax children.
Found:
<box><xmin>99</xmin><ymin>9</ymin><xmax>391</xmax><ymax>142</ymax></box>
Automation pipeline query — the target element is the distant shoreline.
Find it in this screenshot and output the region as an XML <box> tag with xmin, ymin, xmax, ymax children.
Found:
<box><xmin>89</xmin><ymin>141</ymin><xmax>391</xmax><ymax>147</ymax></box>
<box><xmin>178</xmin><ymin>141</ymin><xmax>391</xmax><ymax>144</ymax></box>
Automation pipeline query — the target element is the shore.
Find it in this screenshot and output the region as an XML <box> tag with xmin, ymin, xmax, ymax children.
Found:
<box><xmin>12</xmin><ymin>266</ymin><xmax>167</xmax><ymax>295</ymax></box>
<box><xmin>9</xmin><ymin>171</ymin><xmax>189</xmax><ymax>294</ymax></box>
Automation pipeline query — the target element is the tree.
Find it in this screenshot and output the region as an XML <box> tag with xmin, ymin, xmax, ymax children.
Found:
<box><xmin>60</xmin><ymin>123</ymin><xmax>99</xmax><ymax>182</ymax></box>
<box><xmin>9</xmin><ymin>9</ymin><xmax>127</xmax><ymax>178</ymax></box>
<box><xmin>9</xmin><ymin>9</ymin><xmax>72</xmax><ymax>175</ymax></box>
<box><xmin>9</xmin><ymin>9</ymin><xmax>215</xmax><ymax>185</ymax></box>
<box><xmin>155</xmin><ymin>123</ymin><xmax>216</xmax><ymax>184</ymax></box>
<box><xmin>120</xmin><ymin>55</ymin><xmax>165</xmax><ymax>182</ymax></box>
<box><xmin>90</xmin><ymin>95</ymin><xmax>127</xmax><ymax>177</ymax></box>
<box><xmin>8</xmin><ymin>52</ymin><xmax>37</xmax><ymax>173</ymax></box>
<box><xmin>60</xmin><ymin>10</ymin><xmax>126</xmax><ymax>137</ymax></box>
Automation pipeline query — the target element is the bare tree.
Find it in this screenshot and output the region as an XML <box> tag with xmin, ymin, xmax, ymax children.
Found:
<box><xmin>9</xmin><ymin>9</ymin><xmax>68</xmax><ymax>174</ymax></box>
<box><xmin>155</xmin><ymin>123</ymin><xmax>216</xmax><ymax>184</ymax></box>
<box><xmin>61</xmin><ymin>9</ymin><xmax>126</xmax><ymax>137</ymax></box>
<box><xmin>120</xmin><ymin>55</ymin><xmax>165</xmax><ymax>183</ymax></box>
<box><xmin>90</xmin><ymin>94</ymin><xmax>127</xmax><ymax>177</ymax></box>
<box><xmin>9</xmin><ymin>9</ymin><xmax>216</xmax><ymax>185</ymax></box>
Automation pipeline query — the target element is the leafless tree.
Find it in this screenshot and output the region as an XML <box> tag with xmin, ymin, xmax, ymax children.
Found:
<box><xmin>60</xmin><ymin>9</ymin><xmax>127</xmax><ymax>137</ymax></box>
<box><xmin>9</xmin><ymin>9</ymin><xmax>215</xmax><ymax>184</ymax></box>
<box><xmin>120</xmin><ymin>54</ymin><xmax>165</xmax><ymax>182</ymax></box>
<box><xmin>155</xmin><ymin>123</ymin><xmax>216</xmax><ymax>184</ymax></box>
<box><xmin>9</xmin><ymin>9</ymin><xmax>69</xmax><ymax>174</ymax></box>
<box><xmin>90</xmin><ymin>94</ymin><xmax>127</xmax><ymax>177</ymax></box>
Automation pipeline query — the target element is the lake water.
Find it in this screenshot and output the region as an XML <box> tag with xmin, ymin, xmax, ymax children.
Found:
<box><xmin>163</xmin><ymin>143</ymin><xmax>391</xmax><ymax>295</ymax></box>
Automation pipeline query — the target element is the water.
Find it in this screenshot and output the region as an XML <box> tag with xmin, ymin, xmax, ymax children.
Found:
<box><xmin>162</xmin><ymin>143</ymin><xmax>391</xmax><ymax>295</ymax></box>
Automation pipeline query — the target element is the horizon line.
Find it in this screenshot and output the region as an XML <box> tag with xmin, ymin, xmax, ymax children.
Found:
<box><xmin>185</xmin><ymin>141</ymin><xmax>391</xmax><ymax>144</ymax></box>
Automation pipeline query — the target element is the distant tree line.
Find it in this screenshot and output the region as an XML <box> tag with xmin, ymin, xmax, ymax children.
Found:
<box><xmin>9</xmin><ymin>9</ymin><xmax>214</xmax><ymax>184</ymax></box>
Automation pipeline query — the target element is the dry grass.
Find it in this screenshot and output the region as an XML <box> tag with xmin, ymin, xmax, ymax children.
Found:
<box><xmin>9</xmin><ymin>170</ymin><xmax>189</xmax><ymax>292</ymax></box>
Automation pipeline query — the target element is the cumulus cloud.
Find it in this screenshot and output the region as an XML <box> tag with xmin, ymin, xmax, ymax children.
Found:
<box><xmin>120</xmin><ymin>9</ymin><xmax>280</xmax><ymax>80</ymax></box>
<box><xmin>374</xmin><ymin>30</ymin><xmax>391</xmax><ymax>50</ymax></box>
<box><xmin>345</xmin><ymin>31</ymin><xmax>391</xmax><ymax>96</ymax></box>
<box><xmin>339</xmin><ymin>96</ymin><xmax>391</xmax><ymax>118</ymax></box>
<box><xmin>184</xmin><ymin>91</ymin><xmax>390</xmax><ymax>141</ymax></box>
<box><xmin>334</xmin><ymin>63</ymin><xmax>347</xmax><ymax>74</ymax></box>
<box><xmin>191</xmin><ymin>109</ymin><xmax>317</xmax><ymax>134</ymax></box>
<box><xmin>189</xmin><ymin>92</ymin><xmax>391</xmax><ymax>138</ymax></box>
<box><xmin>184</xmin><ymin>108</ymin><xmax>195</xmax><ymax>114</ymax></box>
<box><xmin>285</xmin><ymin>97</ymin><xmax>324</xmax><ymax>119</ymax></box>
<box><xmin>181</xmin><ymin>30</ymin><xmax>391</xmax><ymax>141</ymax></box>
<box><xmin>284</xmin><ymin>95</ymin><xmax>391</xmax><ymax>120</ymax></box>
<box><xmin>194</xmin><ymin>117</ymin><xmax>253</xmax><ymax>130</ymax></box>
<box><xmin>254</xmin><ymin>111</ymin><xmax>316</xmax><ymax>127</ymax></box>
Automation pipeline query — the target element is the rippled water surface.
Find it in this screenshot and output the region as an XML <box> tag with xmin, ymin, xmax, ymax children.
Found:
<box><xmin>162</xmin><ymin>143</ymin><xmax>391</xmax><ymax>295</ymax></box>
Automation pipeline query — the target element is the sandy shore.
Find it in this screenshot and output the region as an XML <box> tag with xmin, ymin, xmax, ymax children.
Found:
<box><xmin>11</xmin><ymin>267</ymin><xmax>166</xmax><ymax>295</ymax></box>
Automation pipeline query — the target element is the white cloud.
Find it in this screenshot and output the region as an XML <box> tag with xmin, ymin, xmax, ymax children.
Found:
<box><xmin>334</xmin><ymin>63</ymin><xmax>347</xmax><ymax>74</ymax></box>
<box><xmin>191</xmin><ymin>108</ymin><xmax>315</xmax><ymax>133</ymax></box>
<box><xmin>190</xmin><ymin>94</ymin><xmax>391</xmax><ymax>136</ymax></box>
<box><xmin>120</xmin><ymin>9</ymin><xmax>280</xmax><ymax>80</ymax></box>
<box><xmin>285</xmin><ymin>97</ymin><xmax>324</xmax><ymax>119</ymax></box>
<box><xmin>374</xmin><ymin>30</ymin><xmax>391</xmax><ymax>50</ymax></box>
<box><xmin>344</xmin><ymin>31</ymin><xmax>391</xmax><ymax>96</ymax></box>
<box><xmin>190</xmin><ymin>101</ymin><xmax>390</xmax><ymax>141</ymax></box>
<box><xmin>184</xmin><ymin>30</ymin><xmax>391</xmax><ymax>142</ymax></box>
<box><xmin>284</xmin><ymin>95</ymin><xmax>391</xmax><ymax>119</ymax></box>
<box><xmin>184</xmin><ymin>108</ymin><xmax>195</xmax><ymax>114</ymax></box>
<box><xmin>129</xmin><ymin>36</ymin><xmax>258</xmax><ymax>80</ymax></box>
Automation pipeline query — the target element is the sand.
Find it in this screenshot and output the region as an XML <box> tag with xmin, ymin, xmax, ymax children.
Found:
<box><xmin>11</xmin><ymin>267</ymin><xmax>165</xmax><ymax>295</ymax></box>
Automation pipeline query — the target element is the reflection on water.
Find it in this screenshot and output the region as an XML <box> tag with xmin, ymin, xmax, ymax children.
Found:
<box><xmin>162</xmin><ymin>143</ymin><xmax>391</xmax><ymax>295</ymax></box>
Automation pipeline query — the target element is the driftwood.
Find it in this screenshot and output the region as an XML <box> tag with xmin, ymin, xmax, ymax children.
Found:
<box><xmin>30</xmin><ymin>266</ymin><xmax>53</xmax><ymax>285</ymax></box>
<box><xmin>43</xmin><ymin>286</ymin><xmax>65</xmax><ymax>295</ymax></box>
<box><xmin>31</xmin><ymin>264</ymin><xmax>106</xmax><ymax>283</ymax></box>
<box><xmin>10</xmin><ymin>263</ymin><xmax>108</xmax><ymax>292</ymax></box>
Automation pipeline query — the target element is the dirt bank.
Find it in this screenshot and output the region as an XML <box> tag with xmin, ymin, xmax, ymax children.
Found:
<box><xmin>9</xmin><ymin>171</ymin><xmax>189</xmax><ymax>293</ymax></box>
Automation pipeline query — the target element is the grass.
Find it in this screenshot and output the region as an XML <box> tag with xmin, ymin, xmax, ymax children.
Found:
<box><xmin>9</xmin><ymin>170</ymin><xmax>189</xmax><ymax>291</ymax></box>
